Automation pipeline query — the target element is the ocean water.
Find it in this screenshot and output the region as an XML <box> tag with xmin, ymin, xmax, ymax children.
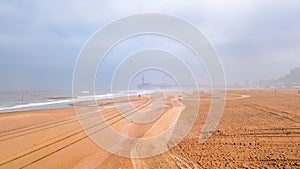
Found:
<box><xmin>0</xmin><ymin>90</ymin><xmax>72</xmax><ymax>113</ymax></box>
<box><xmin>0</xmin><ymin>90</ymin><xmax>158</xmax><ymax>113</ymax></box>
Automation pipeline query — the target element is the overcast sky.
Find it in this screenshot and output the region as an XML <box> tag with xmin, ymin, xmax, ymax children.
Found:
<box><xmin>0</xmin><ymin>0</ymin><xmax>300</xmax><ymax>91</ymax></box>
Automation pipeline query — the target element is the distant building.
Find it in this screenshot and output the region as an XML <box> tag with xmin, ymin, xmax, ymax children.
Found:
<box><xmin>136</xmin><ymin>75</ymin><xmax>177</xmax><ymax>90</ymax></box>
<box><xmin>137</xmin><ymin>75</ymin><xmax>164</xmax><ymax>90</ymax></box>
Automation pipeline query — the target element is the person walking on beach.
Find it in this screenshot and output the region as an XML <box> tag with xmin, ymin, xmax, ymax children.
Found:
<box><xmin>298</xmin><ymin>90</ymin><xmax>300</xmax><ymax>94</ymax></box>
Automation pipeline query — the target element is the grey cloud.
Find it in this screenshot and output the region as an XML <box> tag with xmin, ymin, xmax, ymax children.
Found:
<box><xmin>0</xmin><ymin>0</ymin><xmax>299</xmax><ymax>90</ymax></box>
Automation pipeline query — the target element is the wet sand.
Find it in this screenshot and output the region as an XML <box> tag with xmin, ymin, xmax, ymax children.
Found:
<box><xmin>0</xmin><ymin>90</ymin><xmax>299</xmax><ymax>168</ymax></box>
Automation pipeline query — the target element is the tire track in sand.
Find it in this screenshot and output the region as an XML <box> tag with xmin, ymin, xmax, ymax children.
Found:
<box><xmin>131</xmin><ymin>96</ymin><xmax>190</xmax><ymax>169</ymax></box>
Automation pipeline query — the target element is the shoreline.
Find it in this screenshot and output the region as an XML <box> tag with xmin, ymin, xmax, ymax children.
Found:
<box><xmin>1</xmin><ymin>88</ymin><xmax>299</xmax><ymax>114</ymax></box>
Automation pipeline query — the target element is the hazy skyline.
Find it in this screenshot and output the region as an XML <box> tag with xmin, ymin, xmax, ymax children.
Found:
<box><xmin>1</xmin><ymin>0</ymin><xmax>300</xmax><ymax>90</ymax></box>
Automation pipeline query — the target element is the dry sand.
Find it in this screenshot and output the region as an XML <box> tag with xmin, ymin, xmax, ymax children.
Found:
<box><xmin>0</xmin><ymin>90</ymin><xmax>299</xmax><ymax>168</ymax></box>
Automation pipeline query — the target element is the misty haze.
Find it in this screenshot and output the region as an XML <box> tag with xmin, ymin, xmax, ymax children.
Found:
<box><xmin>0</xmin><ymin>1</ymin><xmax>299</xmax><ymax>169</ymax></box>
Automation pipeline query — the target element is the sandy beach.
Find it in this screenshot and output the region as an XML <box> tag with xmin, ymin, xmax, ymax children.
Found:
<box><xmin>0</xmin><ymin>90</ymin><xmax>299</xmax><ymax>168</ymax></box>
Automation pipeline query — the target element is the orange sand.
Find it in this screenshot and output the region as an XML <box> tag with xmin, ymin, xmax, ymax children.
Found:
<box><xmin>0</xmin><ymin>90</ymin><xmax>299</xmax><ymax>168</ymax></box>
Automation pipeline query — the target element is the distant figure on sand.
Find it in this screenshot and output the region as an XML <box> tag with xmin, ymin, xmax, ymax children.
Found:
<box><xmin>298</xmin><ymin>90</ymin><xmax>300</xmax><ymax>94</ymax></box>
<box><xmin>138</xmin><ymin>94</ymin><xmax>141</xmax><ymax>98</ymax></box>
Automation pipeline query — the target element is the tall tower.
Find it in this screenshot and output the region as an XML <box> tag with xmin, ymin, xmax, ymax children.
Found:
<box><xmin>141</xmin><ymin>75</ymin><xmax>145</xmax><ymax>84</ymax></box>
